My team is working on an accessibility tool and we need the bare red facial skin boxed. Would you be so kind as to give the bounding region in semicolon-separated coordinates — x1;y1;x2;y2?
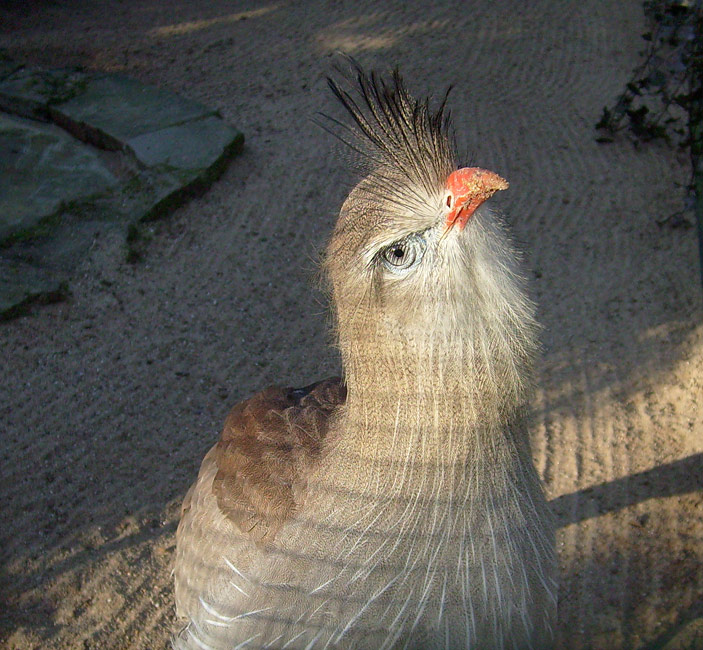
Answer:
445;167;509;231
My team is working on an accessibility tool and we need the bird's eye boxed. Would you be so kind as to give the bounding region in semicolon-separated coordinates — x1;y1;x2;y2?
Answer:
379;234;426;273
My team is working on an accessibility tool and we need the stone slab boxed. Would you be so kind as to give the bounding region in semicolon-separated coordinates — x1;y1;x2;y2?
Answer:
0;258;67;319
51;74;217;149
0;66;87;121
88;167;187;223
9;217;120;274
127;115;243;170
0;62;244;319
0;113;118;243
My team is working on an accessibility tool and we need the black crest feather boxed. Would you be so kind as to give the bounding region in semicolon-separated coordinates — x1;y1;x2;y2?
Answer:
322;61;457;205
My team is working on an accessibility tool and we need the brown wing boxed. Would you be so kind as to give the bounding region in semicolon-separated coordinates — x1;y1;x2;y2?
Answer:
212;377;346;544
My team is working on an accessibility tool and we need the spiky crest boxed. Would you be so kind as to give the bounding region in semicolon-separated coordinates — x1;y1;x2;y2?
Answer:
323;62;458;204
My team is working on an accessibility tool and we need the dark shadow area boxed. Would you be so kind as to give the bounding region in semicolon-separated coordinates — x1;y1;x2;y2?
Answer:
551;453;703;527
0;509;178;645
556;536;702;650
638;599;703;650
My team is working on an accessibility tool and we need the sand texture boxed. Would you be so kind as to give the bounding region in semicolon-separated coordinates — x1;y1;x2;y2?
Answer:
1;1;701;648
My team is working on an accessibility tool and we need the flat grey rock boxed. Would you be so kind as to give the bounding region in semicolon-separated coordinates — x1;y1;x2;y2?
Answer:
127;115;242;170
52;74;217;149
0;66;87;121
0;258;67;319
0;62;243;319
0;113;118;243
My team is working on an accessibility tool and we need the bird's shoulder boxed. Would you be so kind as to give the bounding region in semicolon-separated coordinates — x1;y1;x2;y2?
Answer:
211;377;346;544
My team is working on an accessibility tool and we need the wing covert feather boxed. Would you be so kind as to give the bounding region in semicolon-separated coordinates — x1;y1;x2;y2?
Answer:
212;377;346;543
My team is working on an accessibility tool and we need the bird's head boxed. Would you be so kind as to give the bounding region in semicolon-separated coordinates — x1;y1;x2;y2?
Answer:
322;65;536;409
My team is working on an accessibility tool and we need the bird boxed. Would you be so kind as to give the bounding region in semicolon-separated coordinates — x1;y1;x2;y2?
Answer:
172;65;557;650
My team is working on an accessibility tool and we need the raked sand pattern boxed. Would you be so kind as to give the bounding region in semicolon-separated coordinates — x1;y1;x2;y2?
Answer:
1;1;701;649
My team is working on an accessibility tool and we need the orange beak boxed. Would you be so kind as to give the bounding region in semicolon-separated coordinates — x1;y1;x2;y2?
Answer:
445;167;509;231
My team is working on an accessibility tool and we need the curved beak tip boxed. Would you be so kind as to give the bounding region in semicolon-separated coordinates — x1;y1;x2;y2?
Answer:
445;167;509;231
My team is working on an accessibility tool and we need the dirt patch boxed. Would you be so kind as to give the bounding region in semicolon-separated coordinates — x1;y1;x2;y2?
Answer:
0;1;701;648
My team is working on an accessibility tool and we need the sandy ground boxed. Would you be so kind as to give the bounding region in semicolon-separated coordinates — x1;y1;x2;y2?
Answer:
1;1;702;648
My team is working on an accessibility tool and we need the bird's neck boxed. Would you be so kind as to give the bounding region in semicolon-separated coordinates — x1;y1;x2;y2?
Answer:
320;328;535;498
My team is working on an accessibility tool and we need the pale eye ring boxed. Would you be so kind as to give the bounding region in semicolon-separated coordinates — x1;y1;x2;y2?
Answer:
379;233;426;273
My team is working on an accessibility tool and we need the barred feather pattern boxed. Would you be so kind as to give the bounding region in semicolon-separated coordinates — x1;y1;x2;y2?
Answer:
173;66;557;649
